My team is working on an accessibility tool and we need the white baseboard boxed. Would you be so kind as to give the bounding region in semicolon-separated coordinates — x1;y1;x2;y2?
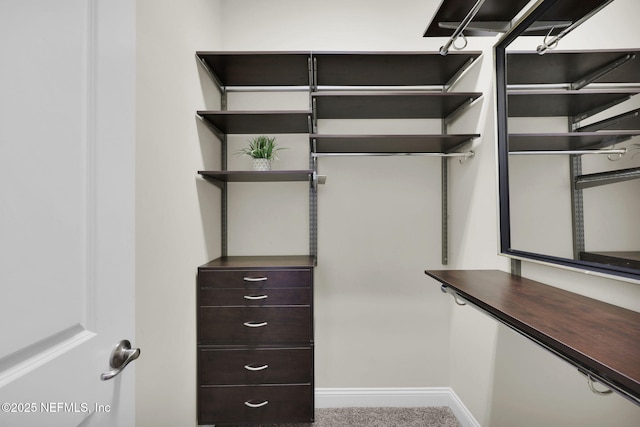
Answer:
315;387;480;427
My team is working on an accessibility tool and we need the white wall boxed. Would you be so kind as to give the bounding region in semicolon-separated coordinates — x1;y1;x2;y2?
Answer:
136;1;222;426
134;1;640;426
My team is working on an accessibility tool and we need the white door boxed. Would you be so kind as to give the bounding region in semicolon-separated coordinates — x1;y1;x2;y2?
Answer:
0;1;136;426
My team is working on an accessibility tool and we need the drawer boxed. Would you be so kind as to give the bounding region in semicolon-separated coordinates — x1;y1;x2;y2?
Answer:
198;384;313;425
199;287;311;306
198;269;312;289
198;347;312;385
199;307;312;344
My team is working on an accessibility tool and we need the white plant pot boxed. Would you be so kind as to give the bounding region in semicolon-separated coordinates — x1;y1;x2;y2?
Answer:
252;158;271;171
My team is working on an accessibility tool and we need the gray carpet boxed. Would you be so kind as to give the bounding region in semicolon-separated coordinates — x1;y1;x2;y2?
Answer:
228;406;462;426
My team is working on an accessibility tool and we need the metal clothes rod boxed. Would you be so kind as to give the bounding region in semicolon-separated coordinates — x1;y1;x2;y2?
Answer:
510;148;626;156
536;0;616;55
439;0;487;56
312;152;475;158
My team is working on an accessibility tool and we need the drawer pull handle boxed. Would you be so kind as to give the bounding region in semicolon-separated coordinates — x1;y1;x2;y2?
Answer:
244;400;269;408
243;276;268;282
244;364;269;371
244;294;268;300
243;321;268;328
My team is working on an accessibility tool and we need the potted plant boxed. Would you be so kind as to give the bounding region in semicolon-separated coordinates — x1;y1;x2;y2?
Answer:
237;135;285;171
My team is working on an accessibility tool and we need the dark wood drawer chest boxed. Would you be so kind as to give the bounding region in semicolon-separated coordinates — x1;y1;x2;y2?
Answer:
197;256;315;425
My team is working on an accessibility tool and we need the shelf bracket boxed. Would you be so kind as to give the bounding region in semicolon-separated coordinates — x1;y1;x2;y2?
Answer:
444;57;478;92
571;54;636;90
576;108;640;132
572;96;634;129
445;97;479;126
195;54;225;92
575;166;640;190
196;114;225;142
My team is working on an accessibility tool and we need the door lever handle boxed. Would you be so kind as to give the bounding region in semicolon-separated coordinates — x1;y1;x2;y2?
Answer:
100;339;140;381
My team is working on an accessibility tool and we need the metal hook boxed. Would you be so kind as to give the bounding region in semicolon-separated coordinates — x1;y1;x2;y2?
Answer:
537;27;559;55
587;375;613;396
453;33;468;51
607;147;626;161
452;294;467;306
441;285;467;306
459;150;474;164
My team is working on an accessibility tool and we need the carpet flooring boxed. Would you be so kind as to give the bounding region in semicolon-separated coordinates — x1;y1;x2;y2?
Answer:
226;406;462;427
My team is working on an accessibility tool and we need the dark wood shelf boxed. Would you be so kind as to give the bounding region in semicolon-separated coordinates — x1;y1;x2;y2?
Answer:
197;111;311;134
507;49;640;85
508;131;640;152
424;0;612;37
425;269;640;405
423;0;531;37
196;51;483;88
580;252;640;271
310;134;478;154
313;91;482;119
198;170;313;186
199;255;316;270
507;89;640;117
196;51;312;86
314;51;481;86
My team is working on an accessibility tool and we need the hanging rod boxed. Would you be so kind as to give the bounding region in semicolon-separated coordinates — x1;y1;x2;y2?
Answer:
536;0;616;55
312;151;474;158
439;0;487;56
510;148;626;156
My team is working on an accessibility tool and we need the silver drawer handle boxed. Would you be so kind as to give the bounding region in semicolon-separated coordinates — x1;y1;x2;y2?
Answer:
244;294;268;300
243;276;267;282
244;400;269;408
243;321;268;328
244;364;269;371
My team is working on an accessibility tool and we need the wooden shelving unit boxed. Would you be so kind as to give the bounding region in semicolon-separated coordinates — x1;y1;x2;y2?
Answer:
194;51;485;425
196;50;483;263
505;49;640;271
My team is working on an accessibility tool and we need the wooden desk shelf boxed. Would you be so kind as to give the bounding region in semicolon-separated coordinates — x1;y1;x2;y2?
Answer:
425;269;640;406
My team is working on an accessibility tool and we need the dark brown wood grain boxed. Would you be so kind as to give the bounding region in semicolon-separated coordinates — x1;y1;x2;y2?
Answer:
199;306;312;344
199;288;312;307
425;269;640;403
199;255;316;270
199;347;312;385
198;268;313;288
198;384;314;424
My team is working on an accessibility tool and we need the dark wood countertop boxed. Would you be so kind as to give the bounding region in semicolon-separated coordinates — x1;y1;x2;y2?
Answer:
425;269;640;405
